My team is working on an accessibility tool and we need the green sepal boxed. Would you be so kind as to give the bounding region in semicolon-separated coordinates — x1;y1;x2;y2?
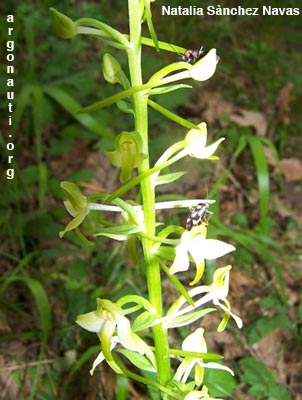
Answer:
59;181;90;238
59;213;87;238
60;181;88;216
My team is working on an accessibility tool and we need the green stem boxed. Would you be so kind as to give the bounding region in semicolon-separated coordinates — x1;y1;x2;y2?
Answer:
127;0;171;389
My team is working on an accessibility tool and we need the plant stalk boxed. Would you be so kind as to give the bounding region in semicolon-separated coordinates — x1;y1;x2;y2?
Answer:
127;0;171;388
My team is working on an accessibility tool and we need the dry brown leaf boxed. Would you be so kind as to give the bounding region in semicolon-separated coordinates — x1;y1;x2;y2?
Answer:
229;109;267;136
264;145;278;166
276;82;293;125
252;329;288;383
182;89;235;125
280;158;302;181
202;91;235;125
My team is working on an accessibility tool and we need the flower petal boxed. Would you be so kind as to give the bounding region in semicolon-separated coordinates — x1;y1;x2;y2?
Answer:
190;138;225;159
189;239;235;261
76;311;106;333
174;358;195;383
189;48;219;81
185;122;207;150
117;316;149;354
216;299;243;330
198;360;234;376
170;242;190;274
184;386;224;400
182;328;206;353
89;340;120;376
89;350;105;375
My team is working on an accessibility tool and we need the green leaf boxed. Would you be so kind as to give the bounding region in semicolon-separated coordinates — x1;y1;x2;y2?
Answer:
247;135;269;221
248;315;292;345
141;371;161;400
212;219;285;299
11;84;33;135
43;86;113;138
1;277;51;341
239;357;292;400
117;349;156;372
204;367;237;397
116;375;129;400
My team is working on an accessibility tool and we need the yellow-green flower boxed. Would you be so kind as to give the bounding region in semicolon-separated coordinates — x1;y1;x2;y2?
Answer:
184;385;223;400
184;122;225;160
174;328;233;386
163;266;243;331
105;131;145;182
170;224;235;284
50;8;77;39
188;48;219;81
76;298;155;374
208;266;243;331
59;181;89;238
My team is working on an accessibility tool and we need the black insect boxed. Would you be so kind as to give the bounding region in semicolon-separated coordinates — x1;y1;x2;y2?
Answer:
186;202;212;231
178;45;206;64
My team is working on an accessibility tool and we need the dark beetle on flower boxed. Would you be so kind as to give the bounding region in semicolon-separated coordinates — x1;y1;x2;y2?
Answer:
186;202;212;231
178;45;206;64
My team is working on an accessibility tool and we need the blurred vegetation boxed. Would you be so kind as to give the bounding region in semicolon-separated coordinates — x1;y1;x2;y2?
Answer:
0;0;301;399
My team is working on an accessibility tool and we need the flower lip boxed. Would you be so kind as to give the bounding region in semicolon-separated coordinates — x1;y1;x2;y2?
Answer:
170;228;236;282
184;122;225;160
189;48;219;81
